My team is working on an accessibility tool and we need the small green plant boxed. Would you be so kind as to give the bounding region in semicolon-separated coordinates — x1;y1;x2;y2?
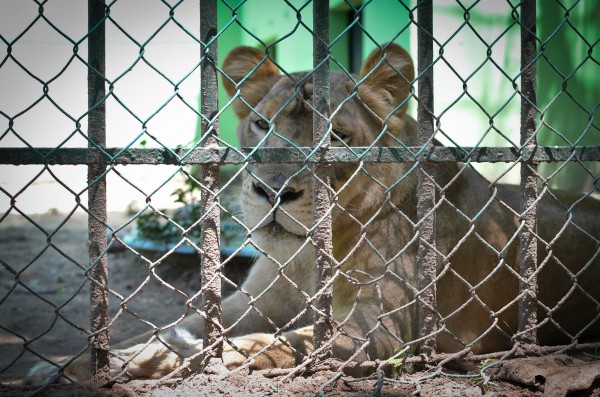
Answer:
134;173;244;248
387;356;406;374
386;349;416;375
386;327;416;375
387;354;416;375
136;208;193;244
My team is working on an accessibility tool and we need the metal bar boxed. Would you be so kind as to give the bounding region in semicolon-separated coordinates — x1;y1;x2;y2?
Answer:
516;0;538;345
199;0;222;362
347;8;363;74
261;340;600;378
416;0;438;356
4;146;600;165
311;0;333;360
87;0;109;382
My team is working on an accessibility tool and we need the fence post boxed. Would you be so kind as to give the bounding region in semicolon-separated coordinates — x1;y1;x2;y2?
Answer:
416;0;438;356
517;0;539;345
87;0;110;381
312;0;333;360
199;0;223;362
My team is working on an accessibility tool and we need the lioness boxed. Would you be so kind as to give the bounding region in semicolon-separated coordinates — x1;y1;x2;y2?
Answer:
28;43;599;383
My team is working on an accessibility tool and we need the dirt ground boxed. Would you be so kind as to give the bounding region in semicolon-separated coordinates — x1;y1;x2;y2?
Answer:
1;212;599;396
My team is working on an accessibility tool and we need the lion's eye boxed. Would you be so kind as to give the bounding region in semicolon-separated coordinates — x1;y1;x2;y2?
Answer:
253;119;269;131
331;130;351;145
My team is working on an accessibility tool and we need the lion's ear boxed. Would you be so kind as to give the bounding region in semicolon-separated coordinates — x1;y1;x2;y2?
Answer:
358;43;414;117
222;46;280;119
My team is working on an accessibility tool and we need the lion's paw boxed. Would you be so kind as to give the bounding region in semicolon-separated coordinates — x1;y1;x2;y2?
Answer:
25;361;70;385
25;351;130;384
111;330;204;379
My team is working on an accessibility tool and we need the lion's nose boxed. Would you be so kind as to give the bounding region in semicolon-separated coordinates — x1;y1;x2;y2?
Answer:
252;182;304;206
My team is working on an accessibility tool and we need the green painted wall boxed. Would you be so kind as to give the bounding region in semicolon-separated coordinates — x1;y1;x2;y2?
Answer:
537;0;600;191
216;3;244;147
236;0;315;71
362;0;411;57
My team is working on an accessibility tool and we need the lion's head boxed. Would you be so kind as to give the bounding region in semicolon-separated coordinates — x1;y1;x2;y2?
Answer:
222;44;416;249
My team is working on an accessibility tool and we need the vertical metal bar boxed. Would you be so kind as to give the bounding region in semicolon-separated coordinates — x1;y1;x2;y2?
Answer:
416;0;437;356
87;0;109;381
347;9;363;74
200;0;222;361
517;0;538;345
312;0;333;360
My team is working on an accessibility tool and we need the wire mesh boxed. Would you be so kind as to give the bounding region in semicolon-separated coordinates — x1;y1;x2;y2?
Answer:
0;0;599;395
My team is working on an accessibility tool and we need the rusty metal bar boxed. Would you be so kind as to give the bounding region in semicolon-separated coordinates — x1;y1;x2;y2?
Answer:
3;146;600;165
87;0;109;381
416;0;438;356
199;0;222;362
516;0;539;345
311;0;333;360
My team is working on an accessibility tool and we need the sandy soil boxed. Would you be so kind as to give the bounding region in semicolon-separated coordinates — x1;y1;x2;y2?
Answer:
0;212;598;396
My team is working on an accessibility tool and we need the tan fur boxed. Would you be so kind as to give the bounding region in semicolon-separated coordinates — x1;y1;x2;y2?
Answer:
27;44;600;383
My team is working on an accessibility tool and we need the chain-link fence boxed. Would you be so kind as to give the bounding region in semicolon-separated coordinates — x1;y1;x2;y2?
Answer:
1;0;599;395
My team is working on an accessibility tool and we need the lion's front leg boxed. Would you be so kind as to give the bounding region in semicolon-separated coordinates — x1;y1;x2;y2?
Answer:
109;328;205;379
222;325;314;370
112;324;315;377
111;324;315;377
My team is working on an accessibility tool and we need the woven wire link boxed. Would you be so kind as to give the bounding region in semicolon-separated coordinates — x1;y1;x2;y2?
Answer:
0;0;599;394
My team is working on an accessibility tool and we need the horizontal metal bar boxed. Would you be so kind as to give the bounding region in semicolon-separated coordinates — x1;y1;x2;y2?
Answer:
260;340;600;379
1;146;600;165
